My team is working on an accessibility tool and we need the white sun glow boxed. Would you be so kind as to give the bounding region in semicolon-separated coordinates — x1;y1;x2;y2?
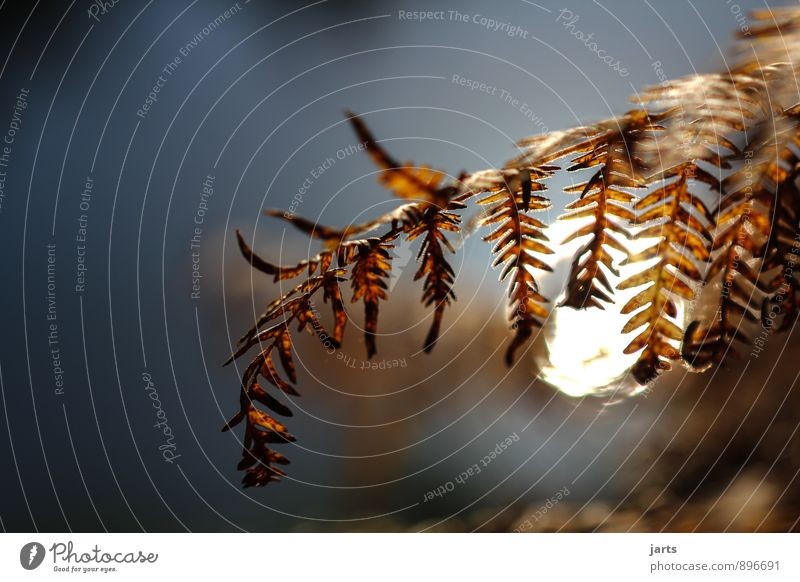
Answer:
534;219;688;399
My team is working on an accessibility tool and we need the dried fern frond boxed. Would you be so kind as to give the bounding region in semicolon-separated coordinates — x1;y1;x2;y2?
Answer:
613;83;745;383
630;76;776;374
682;111;800;369
224;5;800;490
405;202;464;352
511;122;607;168
346;111;460;209
533;110;666;309
350;235;396;358
261;112;464;249
223;269;344;487
342;113;471;352
618;162;715;384
225;113;473;485
476;167;556;364
746;6;800;37
760;169;800;331
235;228;332;282
735;7;800;75
637;74;766;125
745;111;800;331
264;203;427;244
734;8;800;110
634;74;765;170
232;233;340;350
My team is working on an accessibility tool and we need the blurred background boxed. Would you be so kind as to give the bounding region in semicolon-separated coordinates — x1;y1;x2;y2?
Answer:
0;0;798;532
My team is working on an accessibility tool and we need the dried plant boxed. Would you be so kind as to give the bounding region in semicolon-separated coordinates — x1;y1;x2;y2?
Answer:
223;6;800;488
510;110;669;310
472;167;555;364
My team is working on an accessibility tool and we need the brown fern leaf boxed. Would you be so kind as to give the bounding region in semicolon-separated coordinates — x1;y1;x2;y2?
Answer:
630;76;768;372
617;162;715;384
733;8;800;112
346;112;457;209
264;203;429;244
262;113;451;244
223;271;342;487
323;274;347;346
256;114;470;359
681;227;762;370
350;236;396;358
511;124;605;168
405;203;463;352
260;211;352;245
235;228;333;281
735;7;800;76
548;111;665;309
230;269;344;355
228;271;343;364
237;225;422;350
748;112;800;331
224;348;296;488
476;168;556;364
761;170;800;331
747;6;800;37
634;74;765;171
681;115;800;369
636;74;765;126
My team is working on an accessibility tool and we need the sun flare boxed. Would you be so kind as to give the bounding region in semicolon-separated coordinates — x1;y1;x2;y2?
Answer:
535;222;688;398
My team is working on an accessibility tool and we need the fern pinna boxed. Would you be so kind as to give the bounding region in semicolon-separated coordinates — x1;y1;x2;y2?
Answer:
225;115;470;487
510;111;668;310
225;5;800;487
472;167;555;365
620;162;715;384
